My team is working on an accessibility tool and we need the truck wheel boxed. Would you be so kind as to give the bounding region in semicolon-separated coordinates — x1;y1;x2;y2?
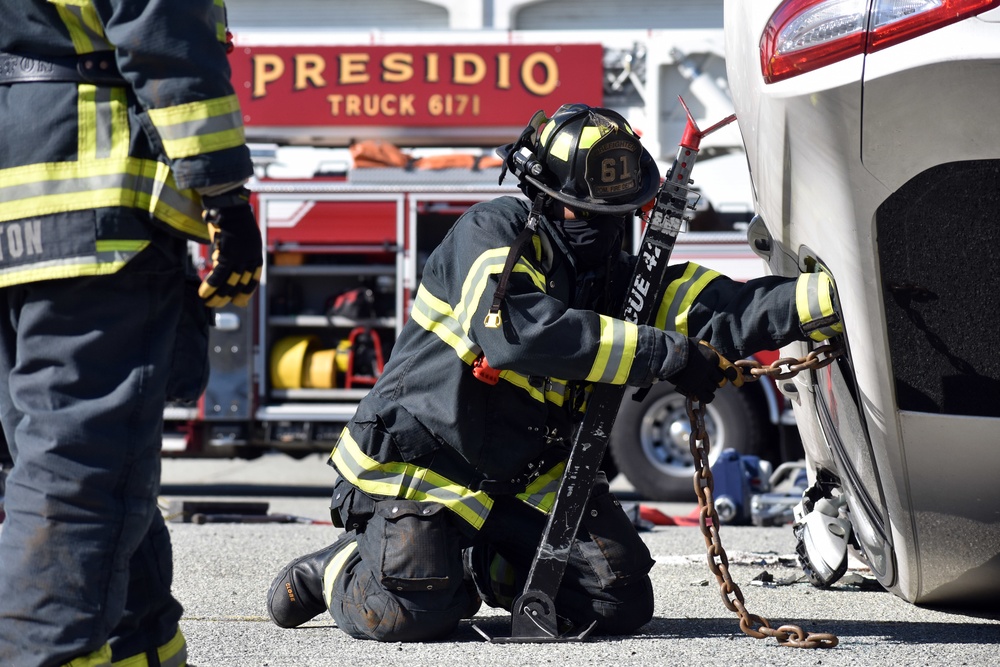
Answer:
610;383;766;501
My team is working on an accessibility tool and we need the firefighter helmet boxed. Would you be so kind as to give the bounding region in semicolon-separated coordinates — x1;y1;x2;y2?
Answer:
497;103;660;215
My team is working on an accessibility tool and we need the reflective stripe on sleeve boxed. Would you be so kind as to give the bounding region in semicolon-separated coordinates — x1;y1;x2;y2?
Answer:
330;428;494;531
796;272;843;341
584;315;638;384
656;263;721;334
146;95;247;159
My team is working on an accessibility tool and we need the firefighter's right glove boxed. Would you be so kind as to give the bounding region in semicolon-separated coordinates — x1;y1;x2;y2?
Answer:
198;187;263;308
665;339;743;404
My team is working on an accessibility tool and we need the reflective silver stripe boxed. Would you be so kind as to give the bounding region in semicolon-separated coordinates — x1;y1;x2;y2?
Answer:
796;272;842;341
153;109;244;145
331;428;494;530
146;96;247;159
657;263;720;334
0;240;147;289
515;461;566;514
412;283;564;404
94;85;114;159
53;1;114;53
158;628;188;667
410;284;480;364
584;314;637;384
454;246;546;333
0;158;205;239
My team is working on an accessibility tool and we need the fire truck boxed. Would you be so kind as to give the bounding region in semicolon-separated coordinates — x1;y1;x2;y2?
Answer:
162;28;801;500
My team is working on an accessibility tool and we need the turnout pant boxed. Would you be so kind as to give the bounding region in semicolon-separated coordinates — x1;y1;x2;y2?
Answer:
324;474;655;642
0;238;187;667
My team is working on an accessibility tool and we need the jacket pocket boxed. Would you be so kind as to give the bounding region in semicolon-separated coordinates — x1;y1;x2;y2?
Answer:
366;500;460;592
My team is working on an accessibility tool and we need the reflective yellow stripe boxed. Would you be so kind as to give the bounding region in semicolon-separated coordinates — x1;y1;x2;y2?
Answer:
78;84;98;158
0;240;148;289
584;314;638;384
547;124;628;161
540;117;635;162
412;285;575;405
108;87;130;159
111;628;186;667
796;272;843;341
657;263;721;334
331;428;494;531
455;246;546;333
64;643;112;667
544;377;570;405
495;368;545;402
323;539;359;608
515;461;566;514
52;0;112;54
75;84;128;161
0;158;206;239
410;284;479;364
213;0;228;43
147;95;246;160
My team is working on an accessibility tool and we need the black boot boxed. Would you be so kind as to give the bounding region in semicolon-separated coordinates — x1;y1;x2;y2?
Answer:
266;534;354;628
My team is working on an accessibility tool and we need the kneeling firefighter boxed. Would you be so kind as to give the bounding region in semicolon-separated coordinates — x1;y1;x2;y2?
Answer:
266;103;842;641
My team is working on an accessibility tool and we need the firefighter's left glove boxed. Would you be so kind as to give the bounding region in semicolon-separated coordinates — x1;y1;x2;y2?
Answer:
666;339;743;404
198;187;263;308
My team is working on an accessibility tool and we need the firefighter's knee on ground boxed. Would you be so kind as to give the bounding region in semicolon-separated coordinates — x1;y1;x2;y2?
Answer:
571;489;656;634
335;499;473;642
588;575;654;635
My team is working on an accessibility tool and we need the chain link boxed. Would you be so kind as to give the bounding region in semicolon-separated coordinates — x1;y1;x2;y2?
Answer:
733;343;844;382
686;342;844;649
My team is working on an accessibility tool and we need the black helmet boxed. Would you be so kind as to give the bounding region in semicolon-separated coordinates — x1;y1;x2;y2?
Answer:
497;103;660;215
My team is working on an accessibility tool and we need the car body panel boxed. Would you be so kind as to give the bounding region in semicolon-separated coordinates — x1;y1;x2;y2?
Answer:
724;0;1000;604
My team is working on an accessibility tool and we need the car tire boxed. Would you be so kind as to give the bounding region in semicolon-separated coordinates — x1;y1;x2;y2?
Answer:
610;383;768;501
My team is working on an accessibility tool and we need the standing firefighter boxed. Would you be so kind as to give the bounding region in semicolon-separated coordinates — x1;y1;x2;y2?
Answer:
266;103;841;641
0;2;262;666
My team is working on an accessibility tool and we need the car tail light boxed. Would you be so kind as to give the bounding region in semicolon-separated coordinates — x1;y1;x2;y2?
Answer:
761;0;1000;83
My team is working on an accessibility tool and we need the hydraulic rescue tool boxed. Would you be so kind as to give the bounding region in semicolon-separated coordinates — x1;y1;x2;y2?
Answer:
477;98;843;648
477;97;734;643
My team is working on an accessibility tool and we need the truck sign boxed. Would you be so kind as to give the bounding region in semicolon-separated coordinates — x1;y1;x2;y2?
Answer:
229;44;604;130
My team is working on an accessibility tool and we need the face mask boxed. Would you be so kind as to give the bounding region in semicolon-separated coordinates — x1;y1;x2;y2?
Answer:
554;214;626;270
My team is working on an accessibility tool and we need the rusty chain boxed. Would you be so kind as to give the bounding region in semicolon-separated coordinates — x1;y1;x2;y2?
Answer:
733;344;844;382
686;341;845;649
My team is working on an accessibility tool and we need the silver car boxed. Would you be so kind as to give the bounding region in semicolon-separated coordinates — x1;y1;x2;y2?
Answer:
724;0;1000;604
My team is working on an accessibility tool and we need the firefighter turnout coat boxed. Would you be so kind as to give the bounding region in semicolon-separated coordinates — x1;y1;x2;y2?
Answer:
0;0;253;288
330;195;839;535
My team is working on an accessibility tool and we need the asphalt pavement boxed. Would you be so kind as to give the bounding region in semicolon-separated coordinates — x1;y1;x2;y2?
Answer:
152;453;1000;666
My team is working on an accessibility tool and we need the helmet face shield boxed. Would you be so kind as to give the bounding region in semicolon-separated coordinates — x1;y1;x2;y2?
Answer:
497;103;660;215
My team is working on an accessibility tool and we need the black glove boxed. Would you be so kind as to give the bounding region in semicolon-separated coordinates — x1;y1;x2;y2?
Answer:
666;339;743;404
198;187;263;308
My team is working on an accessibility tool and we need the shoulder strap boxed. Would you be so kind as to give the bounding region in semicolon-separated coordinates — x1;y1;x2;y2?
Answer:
484;194;548;329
